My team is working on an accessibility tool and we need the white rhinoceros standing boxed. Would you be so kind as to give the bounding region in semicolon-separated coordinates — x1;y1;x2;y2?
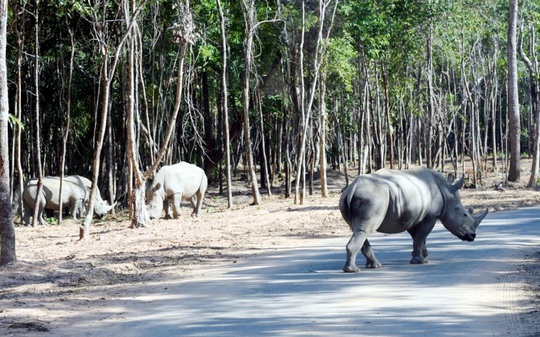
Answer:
339;167;488;273
146;162;208;220
14;175;114;225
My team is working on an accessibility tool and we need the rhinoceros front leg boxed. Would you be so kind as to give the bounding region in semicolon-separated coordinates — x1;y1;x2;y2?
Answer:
170;193;183;219
408;218;437;264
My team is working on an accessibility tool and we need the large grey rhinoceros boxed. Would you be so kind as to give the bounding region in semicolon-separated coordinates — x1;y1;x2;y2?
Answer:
15;175;114;225
339;167;488;273
146;161;208;220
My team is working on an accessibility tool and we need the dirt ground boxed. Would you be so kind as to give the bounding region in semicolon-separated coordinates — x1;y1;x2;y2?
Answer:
1;164;540;335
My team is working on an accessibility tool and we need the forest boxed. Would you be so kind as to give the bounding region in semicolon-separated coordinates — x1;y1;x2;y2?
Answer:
4;0;540;230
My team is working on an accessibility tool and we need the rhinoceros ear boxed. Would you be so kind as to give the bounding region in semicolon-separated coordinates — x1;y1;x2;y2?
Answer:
151;182;161;192
450;177;464;192
447;174;455;184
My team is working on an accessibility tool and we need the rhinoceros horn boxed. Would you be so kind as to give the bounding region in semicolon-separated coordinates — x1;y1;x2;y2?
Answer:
106;201;117;212
469;207;488;229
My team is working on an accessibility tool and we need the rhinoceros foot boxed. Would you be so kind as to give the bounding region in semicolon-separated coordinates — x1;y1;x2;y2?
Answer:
410;256;428;264
366;261;382;269
343;264;360;273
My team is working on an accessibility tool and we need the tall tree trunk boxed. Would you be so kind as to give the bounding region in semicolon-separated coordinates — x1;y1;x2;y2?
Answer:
520;23;540;187
217;0;233;208
507;0;521;182
294;0;338;204
32;1;43;227
0;0;16;265
58;22;75;225
82;0;149;237
382;67;393;169
240;0;261;205
256;89;272;196
14;6;25;221
319;71;328;196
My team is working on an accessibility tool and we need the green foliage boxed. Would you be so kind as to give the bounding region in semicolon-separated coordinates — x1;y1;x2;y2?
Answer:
8;114;23;129
326;34;357;92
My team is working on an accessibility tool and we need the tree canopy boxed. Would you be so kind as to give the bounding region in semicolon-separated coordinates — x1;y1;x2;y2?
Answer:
6;0;540;216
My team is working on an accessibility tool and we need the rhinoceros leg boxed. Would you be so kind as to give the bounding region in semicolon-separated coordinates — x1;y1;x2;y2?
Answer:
22;204;32;226
163;199;172;220
193;191;205;217
189;195;198;216
170;193;183;219
70;199;83;220
408;218;437;264
361;239;382;269
344;231;384;272
344;231;368;272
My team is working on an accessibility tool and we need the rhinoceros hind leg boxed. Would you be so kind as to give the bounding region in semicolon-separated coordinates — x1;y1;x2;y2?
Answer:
410;256;428;264
343;231;370;273
343;265;360;273
362;239;382;268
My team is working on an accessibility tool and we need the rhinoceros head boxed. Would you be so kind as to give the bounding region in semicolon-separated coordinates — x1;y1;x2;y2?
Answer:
439;175;488;242
146;182;164;220
94;200;115;217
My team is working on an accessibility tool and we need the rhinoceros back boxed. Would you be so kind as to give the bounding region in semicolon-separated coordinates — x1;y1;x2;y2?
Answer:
340;167;445;234
156;161;206;198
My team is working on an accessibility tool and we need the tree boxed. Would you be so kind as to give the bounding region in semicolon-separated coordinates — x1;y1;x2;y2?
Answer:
519;3;540;187
217;0;233;208
0;0;16;265
81;0;148;237
240;0;262;205
128;0;193;228
507;0;521;182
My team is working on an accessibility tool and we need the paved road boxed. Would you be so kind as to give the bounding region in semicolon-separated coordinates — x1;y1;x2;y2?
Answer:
79;208;539;336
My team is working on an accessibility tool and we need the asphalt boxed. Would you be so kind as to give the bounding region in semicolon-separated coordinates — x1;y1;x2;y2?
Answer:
61;207;540;336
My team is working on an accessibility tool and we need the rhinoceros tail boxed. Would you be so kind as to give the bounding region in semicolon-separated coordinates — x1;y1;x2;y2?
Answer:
339;182;357;225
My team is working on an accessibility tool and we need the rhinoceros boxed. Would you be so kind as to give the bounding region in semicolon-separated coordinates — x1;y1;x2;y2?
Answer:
146;162;208;220
339;167;488;273
15;175;114;225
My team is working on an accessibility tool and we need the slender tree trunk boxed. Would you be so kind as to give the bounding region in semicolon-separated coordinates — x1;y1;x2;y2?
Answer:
256;89;272;196
507;0;521;182
32;1;43;227
82;0;149;235
319;72;328;196
240;0;261;205
0;0;16;265
294;0;338;204
58;23;75;225
217;0;233;208
14;10;24;220
520;24;540;187
382;67;393;169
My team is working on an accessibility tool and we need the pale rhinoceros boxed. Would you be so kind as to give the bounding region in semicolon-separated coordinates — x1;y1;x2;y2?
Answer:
146;162;208;220
14;175;114;225
339;167;488;273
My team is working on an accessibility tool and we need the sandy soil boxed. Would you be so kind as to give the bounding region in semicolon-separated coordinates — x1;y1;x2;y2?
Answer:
1;165;539;335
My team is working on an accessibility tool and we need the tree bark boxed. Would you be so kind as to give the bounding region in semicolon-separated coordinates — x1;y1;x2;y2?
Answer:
0;0;16;265
58;21;75;225
520;23;540;187
240;0;261;205
507;0;521;182
32;0;44;227
217;0;233;208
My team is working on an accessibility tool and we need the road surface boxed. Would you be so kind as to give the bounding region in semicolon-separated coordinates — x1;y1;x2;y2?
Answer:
60;207;540;336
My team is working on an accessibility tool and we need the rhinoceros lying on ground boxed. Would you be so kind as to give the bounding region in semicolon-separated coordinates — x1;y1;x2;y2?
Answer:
146;162;208;220
339;167;488;273
14;175;114;225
